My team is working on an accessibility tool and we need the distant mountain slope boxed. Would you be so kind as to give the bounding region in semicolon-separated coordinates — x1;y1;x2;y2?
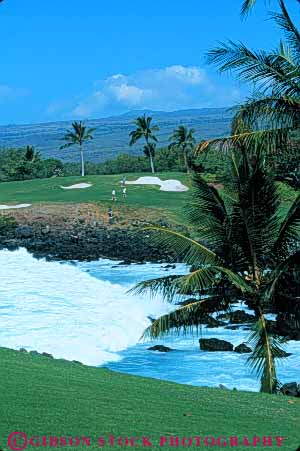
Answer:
0;108;233;163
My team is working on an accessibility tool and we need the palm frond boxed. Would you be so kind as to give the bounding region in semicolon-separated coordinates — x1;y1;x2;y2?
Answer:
241;0;258;16
129;115;159;146
132;264;252;311
185;173;228;249
273;194;300;258
270;0;300;59
232;96;300;132
265;251;300;304
231;157;281;271
59;142;75;150
248;312;284;393
142;297;229;339
197;128;289;156
61;121;95;148
130;274;184;303
140;225;220;267
207;40;300;97
129;130;143;146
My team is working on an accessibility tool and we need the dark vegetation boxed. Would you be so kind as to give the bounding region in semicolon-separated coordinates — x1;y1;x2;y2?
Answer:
0;146;63;182
0;141;298;188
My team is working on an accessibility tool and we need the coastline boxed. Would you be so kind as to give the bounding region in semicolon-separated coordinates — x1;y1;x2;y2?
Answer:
0;203;182;263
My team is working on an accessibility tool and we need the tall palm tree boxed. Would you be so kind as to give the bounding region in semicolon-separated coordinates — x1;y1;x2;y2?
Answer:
24;145;40;162
169;126;196;173
143;142;157;166
132;150;300;394
60;121;95;177
201;0;300;156
129;114;159;173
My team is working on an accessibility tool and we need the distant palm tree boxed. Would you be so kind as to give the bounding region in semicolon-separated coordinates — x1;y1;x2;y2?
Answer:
169;126;196;173
60;121;95;177
24;145;40;162
143;142;157;167
129;114;159;173
133;150;300;394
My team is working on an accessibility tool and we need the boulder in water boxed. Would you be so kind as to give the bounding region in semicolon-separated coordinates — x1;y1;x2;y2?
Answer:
199;338;234;352
234;343;252;354
229;310;256;324
205;316;226;328
148;345;174;352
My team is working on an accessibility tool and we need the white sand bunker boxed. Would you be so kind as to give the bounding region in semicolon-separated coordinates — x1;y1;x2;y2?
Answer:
0;204;31;210
61;183;92;190
126;176;188;192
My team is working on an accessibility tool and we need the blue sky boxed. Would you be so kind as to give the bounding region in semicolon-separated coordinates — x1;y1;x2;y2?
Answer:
0;0;297;124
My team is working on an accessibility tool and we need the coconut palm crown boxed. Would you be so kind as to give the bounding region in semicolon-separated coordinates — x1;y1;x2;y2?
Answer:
129;114;159;173
60;121;96;177
200;0;300;157
132;150;300;394
169;126;196;173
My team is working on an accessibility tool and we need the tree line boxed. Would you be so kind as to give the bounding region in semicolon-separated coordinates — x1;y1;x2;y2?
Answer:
59;118;197;177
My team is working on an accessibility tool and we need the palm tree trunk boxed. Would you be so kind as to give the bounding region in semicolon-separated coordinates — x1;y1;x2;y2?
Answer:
146;136;155;173
80;145;85;177
183;146;189;173
149;154;155;174
258;308;276;394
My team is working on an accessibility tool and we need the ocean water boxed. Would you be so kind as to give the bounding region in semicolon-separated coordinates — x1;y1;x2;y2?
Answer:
0;247;299;392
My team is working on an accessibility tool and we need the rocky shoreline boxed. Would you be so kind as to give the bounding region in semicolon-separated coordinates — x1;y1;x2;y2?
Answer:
0;204;299;343
0;223;175;262
0;203;180;263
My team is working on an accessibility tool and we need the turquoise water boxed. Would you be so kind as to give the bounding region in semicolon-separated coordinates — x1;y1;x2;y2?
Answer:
0;248;299;392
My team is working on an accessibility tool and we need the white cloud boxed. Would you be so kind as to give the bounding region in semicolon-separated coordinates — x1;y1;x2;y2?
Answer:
46;65;243;119
162;65;206;85
109;83;152;105
71;91;108;117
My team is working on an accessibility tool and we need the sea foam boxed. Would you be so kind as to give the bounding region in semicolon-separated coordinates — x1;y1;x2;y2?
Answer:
0;248;170;365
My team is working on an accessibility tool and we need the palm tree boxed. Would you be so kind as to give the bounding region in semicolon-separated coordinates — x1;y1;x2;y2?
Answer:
169;126;196;173
143;142;157;167
132;150;300;394
201;0;300;157
60;121;95;177
24;145;40;162
129;114;159;173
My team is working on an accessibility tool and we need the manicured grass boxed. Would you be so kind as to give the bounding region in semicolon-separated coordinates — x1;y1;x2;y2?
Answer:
0;172;298;225
0;347;299;450
0;173;190;221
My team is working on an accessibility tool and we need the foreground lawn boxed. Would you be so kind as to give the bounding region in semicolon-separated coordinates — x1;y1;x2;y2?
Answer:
0;347;299;450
